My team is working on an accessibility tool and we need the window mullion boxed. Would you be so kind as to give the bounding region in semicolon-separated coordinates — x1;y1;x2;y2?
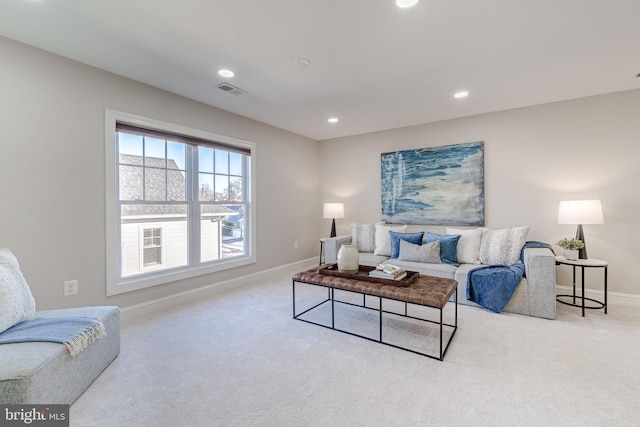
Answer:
164;141;169;201
142;136;147;201
188;144;201;266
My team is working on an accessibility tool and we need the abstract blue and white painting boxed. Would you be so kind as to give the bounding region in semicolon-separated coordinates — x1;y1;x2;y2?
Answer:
381;142;484;226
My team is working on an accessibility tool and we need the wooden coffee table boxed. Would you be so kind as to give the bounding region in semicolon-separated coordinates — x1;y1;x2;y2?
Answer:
292;265;458;361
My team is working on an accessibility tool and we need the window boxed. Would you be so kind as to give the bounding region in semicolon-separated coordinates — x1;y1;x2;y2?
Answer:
106;110;255;295
142;227;162;268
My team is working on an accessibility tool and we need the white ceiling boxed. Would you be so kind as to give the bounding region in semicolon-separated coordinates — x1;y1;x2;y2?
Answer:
1;0;639;141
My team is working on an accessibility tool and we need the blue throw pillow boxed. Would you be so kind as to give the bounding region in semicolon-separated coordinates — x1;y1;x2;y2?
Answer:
389;231;424;259
426;232;461;266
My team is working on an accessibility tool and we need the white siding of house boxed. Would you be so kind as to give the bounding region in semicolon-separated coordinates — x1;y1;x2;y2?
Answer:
121;218;221;277
121;220;188;277
201;219;221;262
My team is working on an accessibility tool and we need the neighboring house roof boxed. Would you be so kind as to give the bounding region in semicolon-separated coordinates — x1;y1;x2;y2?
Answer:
223;205;244;224
119;154;238;218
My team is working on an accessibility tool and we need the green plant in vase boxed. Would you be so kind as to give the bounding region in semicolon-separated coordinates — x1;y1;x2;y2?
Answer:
557;238;585;260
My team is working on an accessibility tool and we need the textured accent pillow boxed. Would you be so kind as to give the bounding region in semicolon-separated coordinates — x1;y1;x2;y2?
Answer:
389;231;425;259
446;227;484;264
398;240;441;263
426;232;461;266
0;249;36;334
350;223;377;253
479;226;530;266
374;223;407;256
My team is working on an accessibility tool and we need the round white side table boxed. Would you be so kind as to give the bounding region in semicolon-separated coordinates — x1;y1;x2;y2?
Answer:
555;256;608;317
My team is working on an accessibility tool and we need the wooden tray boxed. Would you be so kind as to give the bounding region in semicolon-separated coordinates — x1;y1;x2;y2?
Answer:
319;264;418;287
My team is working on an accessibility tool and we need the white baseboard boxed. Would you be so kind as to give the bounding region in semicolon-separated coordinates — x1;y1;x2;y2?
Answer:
556;285;640;308
121;257;318;324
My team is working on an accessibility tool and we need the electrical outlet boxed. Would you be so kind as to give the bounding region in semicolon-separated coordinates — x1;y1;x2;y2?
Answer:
64;280;78;296
293;241;299;249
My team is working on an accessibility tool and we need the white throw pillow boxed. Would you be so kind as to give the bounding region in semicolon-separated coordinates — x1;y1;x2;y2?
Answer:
374;223;407;256
398;240;441;263
0;249;36;334
350;223;378;253
479;226;530;266
446;227;484;264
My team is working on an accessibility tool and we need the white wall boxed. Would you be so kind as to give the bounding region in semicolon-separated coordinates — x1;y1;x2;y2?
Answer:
0;36;320;310
319;89;640;296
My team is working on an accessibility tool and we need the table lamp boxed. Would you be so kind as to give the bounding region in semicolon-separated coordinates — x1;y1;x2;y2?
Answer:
558;200;604;259
323;203;344;238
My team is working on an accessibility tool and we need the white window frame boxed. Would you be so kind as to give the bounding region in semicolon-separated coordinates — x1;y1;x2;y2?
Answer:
105;109;256;296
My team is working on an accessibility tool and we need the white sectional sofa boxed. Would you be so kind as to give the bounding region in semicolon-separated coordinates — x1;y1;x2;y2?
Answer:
324;223;557;320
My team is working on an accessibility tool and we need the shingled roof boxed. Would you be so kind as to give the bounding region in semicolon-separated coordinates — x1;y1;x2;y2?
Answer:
119;154;237;218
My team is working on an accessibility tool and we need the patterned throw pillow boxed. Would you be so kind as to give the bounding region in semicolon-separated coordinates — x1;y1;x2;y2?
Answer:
398;240;441;263
426;232;461;266
479;226;530;266
350;223;377;253
389;231;425;259
374;223;408;256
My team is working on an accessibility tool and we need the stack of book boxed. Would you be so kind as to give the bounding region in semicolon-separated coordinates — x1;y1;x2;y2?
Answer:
369;265;407;281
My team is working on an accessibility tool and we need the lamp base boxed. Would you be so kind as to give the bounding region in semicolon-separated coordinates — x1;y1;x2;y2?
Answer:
575;224;588;259
330;218;337;238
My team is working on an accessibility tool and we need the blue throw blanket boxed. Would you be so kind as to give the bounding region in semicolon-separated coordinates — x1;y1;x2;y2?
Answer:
467;263;525;313
520;241;555;276
467;241;554;313
0;317;105;356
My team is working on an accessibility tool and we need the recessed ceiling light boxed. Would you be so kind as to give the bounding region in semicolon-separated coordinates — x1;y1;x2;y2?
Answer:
218;69;234;78
454;91;469;99
396;0;420;8
328;118;339;123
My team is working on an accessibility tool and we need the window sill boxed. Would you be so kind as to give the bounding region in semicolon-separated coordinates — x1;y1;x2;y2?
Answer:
107;255;256;296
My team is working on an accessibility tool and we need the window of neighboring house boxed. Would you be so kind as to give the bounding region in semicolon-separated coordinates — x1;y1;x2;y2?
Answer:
142;227;162;268
105;110;256;295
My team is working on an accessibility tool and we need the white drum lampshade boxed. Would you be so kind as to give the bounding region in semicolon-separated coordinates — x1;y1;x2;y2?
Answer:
558;200;604;259
323;203;344;238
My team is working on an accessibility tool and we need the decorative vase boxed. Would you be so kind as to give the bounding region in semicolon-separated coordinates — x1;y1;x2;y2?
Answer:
337;244;359;273
564;249;579;260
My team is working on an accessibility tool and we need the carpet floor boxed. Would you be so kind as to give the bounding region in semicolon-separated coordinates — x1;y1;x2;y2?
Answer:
70;274;640;426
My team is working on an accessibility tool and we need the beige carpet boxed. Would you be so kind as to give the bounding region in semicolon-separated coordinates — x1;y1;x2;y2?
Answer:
71;274;640;426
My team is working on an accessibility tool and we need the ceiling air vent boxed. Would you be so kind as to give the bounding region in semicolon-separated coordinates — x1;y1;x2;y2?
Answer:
215;82;246;96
